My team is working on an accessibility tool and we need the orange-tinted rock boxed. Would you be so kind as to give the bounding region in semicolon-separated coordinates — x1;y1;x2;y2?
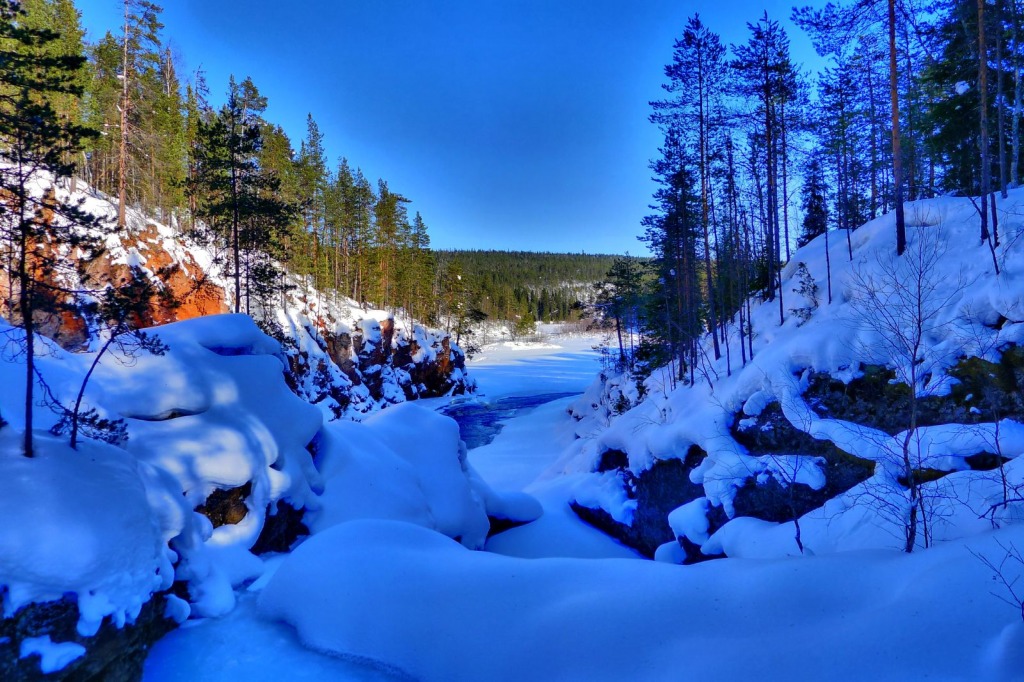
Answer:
379;318;394;361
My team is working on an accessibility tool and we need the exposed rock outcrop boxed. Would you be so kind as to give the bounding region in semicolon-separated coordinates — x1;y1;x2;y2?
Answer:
0;592;177;682
574;345;1024;563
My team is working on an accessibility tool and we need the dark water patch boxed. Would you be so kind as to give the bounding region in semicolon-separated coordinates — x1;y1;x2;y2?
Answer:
442;392;577;449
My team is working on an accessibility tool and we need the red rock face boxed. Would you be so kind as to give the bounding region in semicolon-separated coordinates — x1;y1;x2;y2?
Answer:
379;318;394;361
84;224;229;328
0;188;95;348
1;214;230;349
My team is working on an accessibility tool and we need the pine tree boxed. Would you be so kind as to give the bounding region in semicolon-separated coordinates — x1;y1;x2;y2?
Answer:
189;76;291;315
348;168;375;303
257;121;303;286
371;179;410;308
82;31;121;189
401;211;434;321
148;45;185;219
13;0;87;180
794;0;912;255
732;13;798;321
0;0;103;456
295;114;328;288
651;14;727;360
183;69;210;231
115;0;162;228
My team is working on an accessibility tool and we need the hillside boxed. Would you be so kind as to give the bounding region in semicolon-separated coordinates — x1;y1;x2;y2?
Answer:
1;173;475;417
566;192;1024;561
439;249;636;322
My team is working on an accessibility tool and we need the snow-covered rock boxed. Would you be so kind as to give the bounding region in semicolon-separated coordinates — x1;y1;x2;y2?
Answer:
0;169;475;422
0;303;490;677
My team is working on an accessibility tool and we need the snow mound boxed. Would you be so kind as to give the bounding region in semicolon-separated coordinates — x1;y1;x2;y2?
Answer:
0;314;325;626
260;519;1024;681
0;434;184;636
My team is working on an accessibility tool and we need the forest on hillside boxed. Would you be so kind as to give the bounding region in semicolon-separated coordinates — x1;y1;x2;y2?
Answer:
438;250;628;324
2;0;507;332
609;1;1013;387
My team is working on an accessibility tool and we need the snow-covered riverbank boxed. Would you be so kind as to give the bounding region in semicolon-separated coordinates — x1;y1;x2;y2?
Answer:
149;326;1024;680
143;332;612;681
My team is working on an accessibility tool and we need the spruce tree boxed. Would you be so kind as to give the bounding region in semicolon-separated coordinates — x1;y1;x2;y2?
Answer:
651;14;727;360
798;153;829;248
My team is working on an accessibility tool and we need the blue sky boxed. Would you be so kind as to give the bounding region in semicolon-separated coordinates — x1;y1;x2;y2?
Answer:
77;0;823;255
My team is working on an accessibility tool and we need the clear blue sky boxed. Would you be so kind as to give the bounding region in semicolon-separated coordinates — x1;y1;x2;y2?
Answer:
77;0;823;255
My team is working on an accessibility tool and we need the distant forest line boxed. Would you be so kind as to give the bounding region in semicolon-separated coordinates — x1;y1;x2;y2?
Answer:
436;250;641;324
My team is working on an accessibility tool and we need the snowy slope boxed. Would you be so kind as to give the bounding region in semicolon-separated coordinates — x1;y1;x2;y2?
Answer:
2;169;474;419
565;191;1024;558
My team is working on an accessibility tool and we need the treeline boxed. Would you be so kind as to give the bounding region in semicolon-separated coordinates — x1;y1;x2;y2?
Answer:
437;250;625;324
618;1;1010;387
24;0;440;321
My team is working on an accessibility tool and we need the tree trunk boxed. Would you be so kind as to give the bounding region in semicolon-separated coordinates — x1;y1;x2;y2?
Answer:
867;57;879;217
781;99;791;261
697;50;721;360
118;1;131;229
18;178;34;458
980;0;992;243
824;224;833;305
1013;0;1022;187
230;112;241;314
889;0;907;255
998;0;1009;197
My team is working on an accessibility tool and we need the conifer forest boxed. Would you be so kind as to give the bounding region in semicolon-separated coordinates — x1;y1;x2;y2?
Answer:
6;0;1016;375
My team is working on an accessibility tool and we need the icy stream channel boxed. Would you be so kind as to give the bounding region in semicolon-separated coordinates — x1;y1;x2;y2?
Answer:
441;392;577;449
144;335;608;681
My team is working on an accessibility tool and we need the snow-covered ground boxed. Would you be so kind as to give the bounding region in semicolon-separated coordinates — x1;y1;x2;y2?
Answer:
226;196;1024;679
151;328;1024;682
142;331;614;681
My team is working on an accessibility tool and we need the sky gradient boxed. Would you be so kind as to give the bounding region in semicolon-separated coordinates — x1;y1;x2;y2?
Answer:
77;0;822;255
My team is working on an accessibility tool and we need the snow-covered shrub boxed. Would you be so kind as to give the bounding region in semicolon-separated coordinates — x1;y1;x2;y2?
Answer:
788;262;819;325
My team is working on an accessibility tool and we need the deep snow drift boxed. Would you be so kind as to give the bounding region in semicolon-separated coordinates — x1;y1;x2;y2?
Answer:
0;313;505;678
